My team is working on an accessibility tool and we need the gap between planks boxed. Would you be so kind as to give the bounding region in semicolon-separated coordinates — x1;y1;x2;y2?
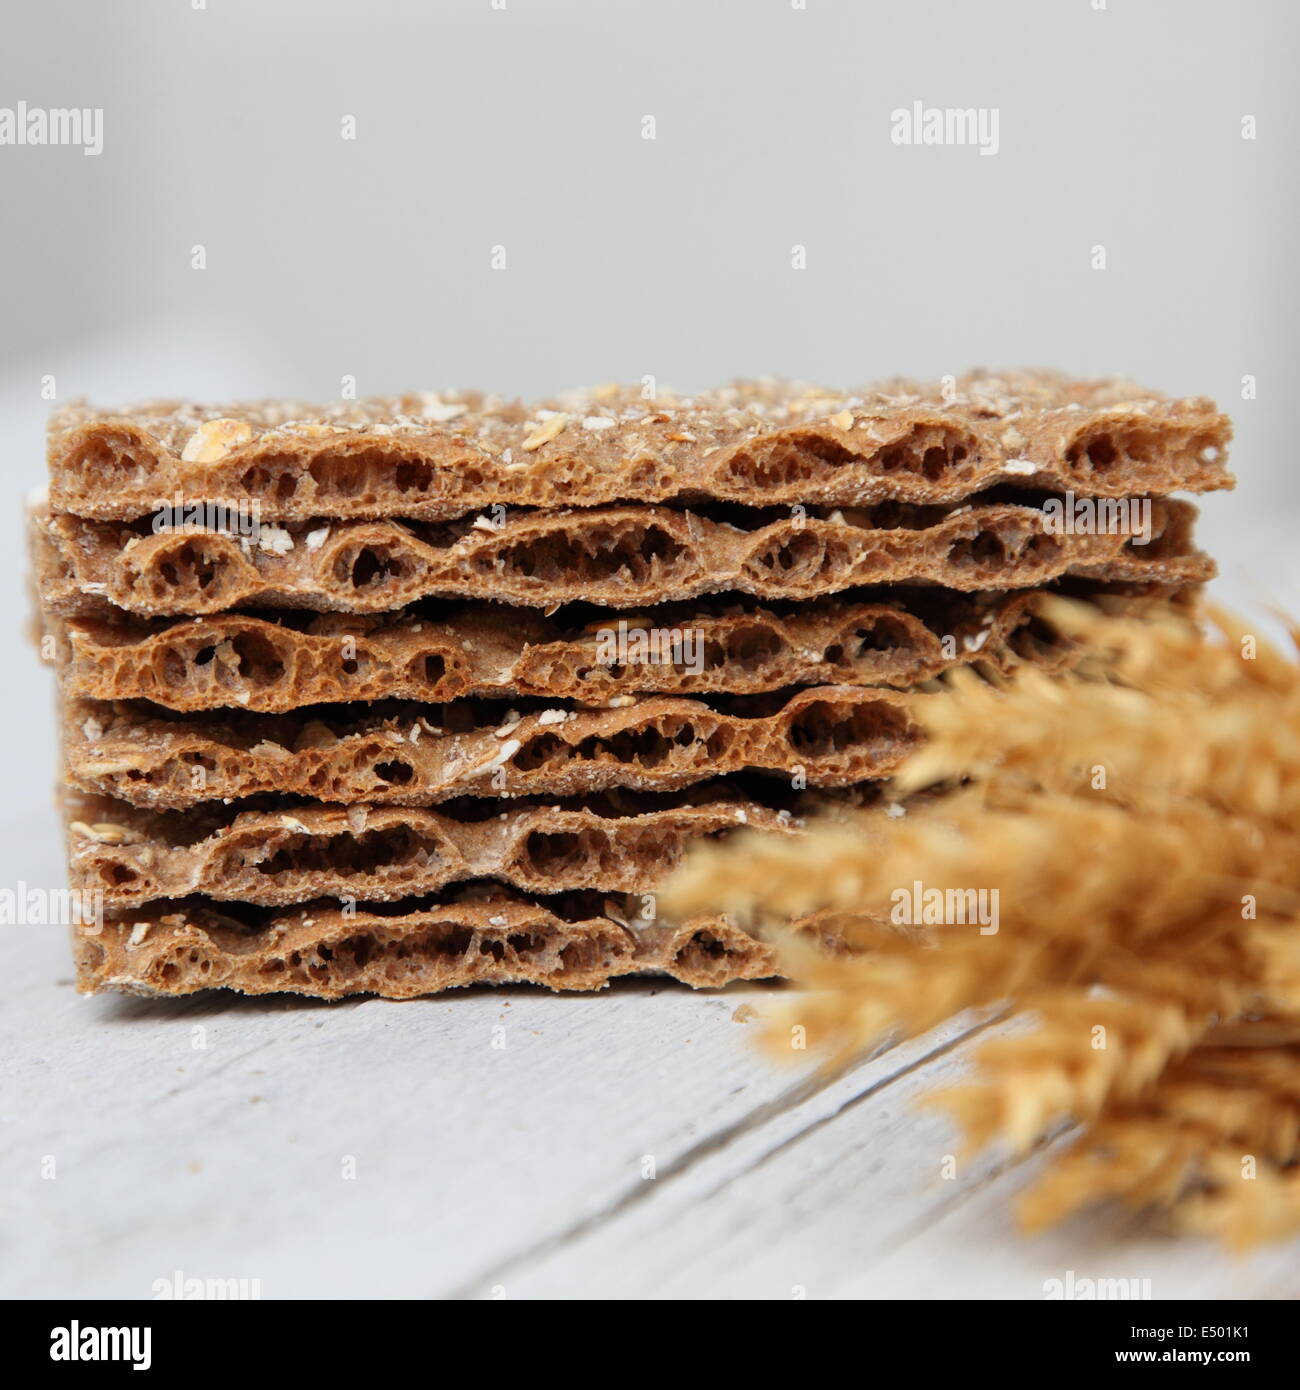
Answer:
445;1007;1007;1299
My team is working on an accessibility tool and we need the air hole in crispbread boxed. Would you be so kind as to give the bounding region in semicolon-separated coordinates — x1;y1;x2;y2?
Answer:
719;434;860;489
785;699;912;761
487;523;686;586
153;538;221;594
1064;426;1185;479
754;529;825;574
394;460;434;494
1009;612;1068;660
1086;436;1118;470
239;462;301;500
512;720;714;775
558;936;615;973
671;929;752;980
920;446;949;479
339;545;409;590
374;760;414;785
230;631;286;685
519;829;612;878
873;428;975;480
849;615;912;656
507;932;545;958
946;531;1006;569
409;652;446;687
74;432;142;485
161;645;188;683
251;825;435;879
719;625;784;670
306;449;396;499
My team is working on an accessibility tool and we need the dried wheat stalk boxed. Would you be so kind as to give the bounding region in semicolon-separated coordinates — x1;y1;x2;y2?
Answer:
660;598;1300;1244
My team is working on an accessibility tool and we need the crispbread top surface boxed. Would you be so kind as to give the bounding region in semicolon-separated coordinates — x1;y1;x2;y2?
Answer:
51;370;1205;453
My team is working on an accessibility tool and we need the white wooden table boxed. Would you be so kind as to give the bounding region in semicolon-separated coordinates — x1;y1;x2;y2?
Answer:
5;877;1299;1300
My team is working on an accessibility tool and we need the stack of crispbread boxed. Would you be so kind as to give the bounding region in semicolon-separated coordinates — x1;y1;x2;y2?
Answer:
30;372;1232;998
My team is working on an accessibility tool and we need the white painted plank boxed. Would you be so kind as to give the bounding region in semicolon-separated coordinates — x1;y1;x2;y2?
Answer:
490;1016;1018;1298
504;1020;1300;1300
449;1010;1004;1299
9;892;1298;1299
835;1149;1300;1301
4;913;954;1299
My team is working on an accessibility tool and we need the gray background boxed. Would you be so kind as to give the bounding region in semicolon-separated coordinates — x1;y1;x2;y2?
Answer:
3;0;1295;452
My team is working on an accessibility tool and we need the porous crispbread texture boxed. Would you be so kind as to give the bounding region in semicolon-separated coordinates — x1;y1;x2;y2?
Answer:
32;497;1210;617
64;686;923;809
68;779;940;999
51;582;1169;713
71;888;845;997
47;372;1232;522
64;788;799;909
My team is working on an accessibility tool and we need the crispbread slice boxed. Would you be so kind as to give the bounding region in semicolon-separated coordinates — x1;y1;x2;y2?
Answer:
63;686;924;810
32;496;1210;616
48;372;1231;523
49;583;1171;713
63;787;802;909
71;888;844;997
